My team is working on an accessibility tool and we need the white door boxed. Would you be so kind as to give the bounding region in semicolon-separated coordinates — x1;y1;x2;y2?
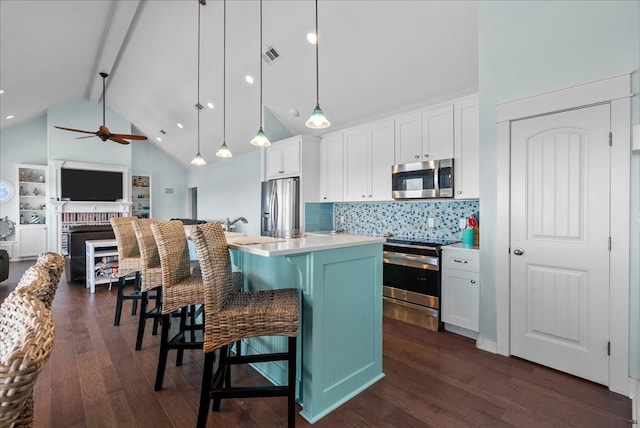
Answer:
510;103;610;385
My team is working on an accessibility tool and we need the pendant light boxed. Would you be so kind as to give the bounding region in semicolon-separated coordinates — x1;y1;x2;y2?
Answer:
191;0;206;166
305;0;330;129
216;0;233;158
250;0;270;147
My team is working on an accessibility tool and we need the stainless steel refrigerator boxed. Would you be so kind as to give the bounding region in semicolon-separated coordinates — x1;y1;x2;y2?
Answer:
261;177;300;237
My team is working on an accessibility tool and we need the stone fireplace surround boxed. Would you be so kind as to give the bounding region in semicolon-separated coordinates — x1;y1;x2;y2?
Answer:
50;160;131;254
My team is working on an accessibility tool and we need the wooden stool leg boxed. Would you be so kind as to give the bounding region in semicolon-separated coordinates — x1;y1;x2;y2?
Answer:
197;351;216;428
130;272;141;315
212;345;229;412
154;313;171;391
288;336;297;428
135;291;149;350
176;307;187;366
113;276;126;326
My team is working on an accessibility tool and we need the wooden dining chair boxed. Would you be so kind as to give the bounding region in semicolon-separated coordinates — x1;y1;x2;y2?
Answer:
109;217;143;326
0;289;55;428
190;222;299;428
131;218;163;350
150;220;205;390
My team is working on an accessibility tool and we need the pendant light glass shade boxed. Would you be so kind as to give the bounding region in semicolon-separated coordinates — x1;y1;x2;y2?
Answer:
306;0;330;130
216;141;232;158
250;0;270;147
250;127;270;147
305;103;330;129
191;0;206;166
216;0;233;158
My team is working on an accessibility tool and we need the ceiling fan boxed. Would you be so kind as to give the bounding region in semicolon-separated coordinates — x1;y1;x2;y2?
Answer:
54;72;148;145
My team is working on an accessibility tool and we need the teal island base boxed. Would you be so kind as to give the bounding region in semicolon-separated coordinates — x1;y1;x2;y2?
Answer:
231;241;384;423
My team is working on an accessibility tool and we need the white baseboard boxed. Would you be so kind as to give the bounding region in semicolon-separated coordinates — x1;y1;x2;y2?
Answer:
476;335;497;354
632;378;639;425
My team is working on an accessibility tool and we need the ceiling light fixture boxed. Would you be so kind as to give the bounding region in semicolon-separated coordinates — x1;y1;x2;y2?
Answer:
245;75;255;84
207;102;214;109
6;115;15;120
177;123;184;129
305;0;330;129
306;32;317;44
250;0;270;147
216;0;232;158
191;0;207;166
156;136;162;142
0;89;4;95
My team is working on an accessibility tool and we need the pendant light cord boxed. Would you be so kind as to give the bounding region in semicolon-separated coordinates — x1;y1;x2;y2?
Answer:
197;0;201;152
223;0;226;143
259;0;263;127
315;0;319;105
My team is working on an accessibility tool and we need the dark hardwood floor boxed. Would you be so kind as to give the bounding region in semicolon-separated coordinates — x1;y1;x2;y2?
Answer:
1;260;632;427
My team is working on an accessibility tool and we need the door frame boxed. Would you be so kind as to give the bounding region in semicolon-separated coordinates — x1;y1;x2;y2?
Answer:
494;73;631;394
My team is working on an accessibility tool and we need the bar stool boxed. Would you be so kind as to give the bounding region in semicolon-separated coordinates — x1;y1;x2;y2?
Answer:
110;217;143;326
131;219;163;351
190;222;299;428
151;220;205;390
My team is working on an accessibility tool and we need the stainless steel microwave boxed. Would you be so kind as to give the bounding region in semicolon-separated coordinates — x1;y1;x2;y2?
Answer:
391;159;454;199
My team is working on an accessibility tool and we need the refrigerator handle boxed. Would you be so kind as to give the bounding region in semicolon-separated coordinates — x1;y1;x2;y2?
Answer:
270;182;278;235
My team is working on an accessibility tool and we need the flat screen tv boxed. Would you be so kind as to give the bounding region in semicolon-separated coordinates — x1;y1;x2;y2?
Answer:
61;168;123;202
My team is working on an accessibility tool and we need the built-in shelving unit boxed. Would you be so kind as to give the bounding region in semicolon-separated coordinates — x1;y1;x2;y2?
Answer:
17;164;47;226
131;174;151;218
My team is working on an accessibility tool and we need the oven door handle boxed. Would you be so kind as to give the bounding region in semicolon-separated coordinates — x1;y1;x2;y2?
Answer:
383;251;439;270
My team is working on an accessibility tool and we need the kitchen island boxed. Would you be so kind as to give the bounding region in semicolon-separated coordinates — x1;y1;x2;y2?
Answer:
226;233;385;424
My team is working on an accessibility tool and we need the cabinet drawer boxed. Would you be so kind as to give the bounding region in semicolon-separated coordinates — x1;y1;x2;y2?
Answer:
442;249;479;272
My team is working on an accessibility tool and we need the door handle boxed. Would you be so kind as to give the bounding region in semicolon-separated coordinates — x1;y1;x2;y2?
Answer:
513;248;524;256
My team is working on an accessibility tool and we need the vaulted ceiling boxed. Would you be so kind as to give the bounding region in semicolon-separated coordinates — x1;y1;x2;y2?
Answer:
0;0;478;167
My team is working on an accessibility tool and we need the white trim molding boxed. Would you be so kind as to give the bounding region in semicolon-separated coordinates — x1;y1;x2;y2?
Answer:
495;73;631;395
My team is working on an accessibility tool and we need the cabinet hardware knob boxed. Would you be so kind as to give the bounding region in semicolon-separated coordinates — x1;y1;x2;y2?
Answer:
278;170;284;174
368;195;372;198
323;197;327;200
457;190;462;194
513;248;524;256
453;259;468;263
361;195;365;198
470;280;476;284
424;154;429;158
414;155;419;159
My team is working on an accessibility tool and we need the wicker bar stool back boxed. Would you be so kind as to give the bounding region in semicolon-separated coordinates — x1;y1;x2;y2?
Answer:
151;220;205;390
15;264;57;310
0;290;55;428
109;217;143;326
35;252;65;288
131;218;163;350
190;222;299;428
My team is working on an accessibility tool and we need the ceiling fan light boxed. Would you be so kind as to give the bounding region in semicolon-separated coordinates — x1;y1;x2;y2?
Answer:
191;151;207;165
305;104;330;129
250;127;271;147
216;141;233;158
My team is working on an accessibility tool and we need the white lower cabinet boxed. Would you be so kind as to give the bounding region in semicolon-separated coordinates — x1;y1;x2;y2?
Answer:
16;225;48;258
441;245;479;335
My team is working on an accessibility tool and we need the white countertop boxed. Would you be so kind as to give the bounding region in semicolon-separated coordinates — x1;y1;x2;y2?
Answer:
444;242;479;251
226;233;386;257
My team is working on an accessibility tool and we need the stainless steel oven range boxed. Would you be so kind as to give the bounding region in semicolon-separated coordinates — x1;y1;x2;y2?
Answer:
383;238;458;331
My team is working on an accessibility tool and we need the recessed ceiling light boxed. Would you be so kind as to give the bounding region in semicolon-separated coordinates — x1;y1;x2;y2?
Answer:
207;102;214;109
177;123;184;129
5;115;14;120
307;32;317;44
156;137;162;142
0;89;4;95
289;108;299;117
245;75;255;84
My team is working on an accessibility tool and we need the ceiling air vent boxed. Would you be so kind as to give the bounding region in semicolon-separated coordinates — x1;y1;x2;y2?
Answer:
263;45;281;64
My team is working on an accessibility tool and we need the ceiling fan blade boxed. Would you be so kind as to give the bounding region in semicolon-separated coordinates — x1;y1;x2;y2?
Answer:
54;125;97;135
110;133;148;141
109;136;131;145
75;135;98;140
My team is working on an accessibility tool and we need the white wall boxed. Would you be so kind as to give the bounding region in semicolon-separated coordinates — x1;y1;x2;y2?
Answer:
478;0;639;375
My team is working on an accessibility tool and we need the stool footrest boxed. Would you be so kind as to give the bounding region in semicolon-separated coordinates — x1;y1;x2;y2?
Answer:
211;385;289;400
227;352;289;365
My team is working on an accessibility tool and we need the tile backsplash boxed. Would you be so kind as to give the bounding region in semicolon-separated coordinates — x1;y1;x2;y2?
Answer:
306;200;480;242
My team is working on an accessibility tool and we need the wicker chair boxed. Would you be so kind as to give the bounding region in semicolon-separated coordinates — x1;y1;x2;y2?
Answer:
150;220;205;390
131;218;163;350
35;252;65;288
190;222;299;428
15;264;58;310
0;290;55;428
109;217;143;326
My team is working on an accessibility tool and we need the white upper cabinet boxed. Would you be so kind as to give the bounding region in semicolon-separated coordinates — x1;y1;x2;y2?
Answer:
394;105;454;164
319;133;344;202
266;137;301;179
344;120;394;202
453;95;479;199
